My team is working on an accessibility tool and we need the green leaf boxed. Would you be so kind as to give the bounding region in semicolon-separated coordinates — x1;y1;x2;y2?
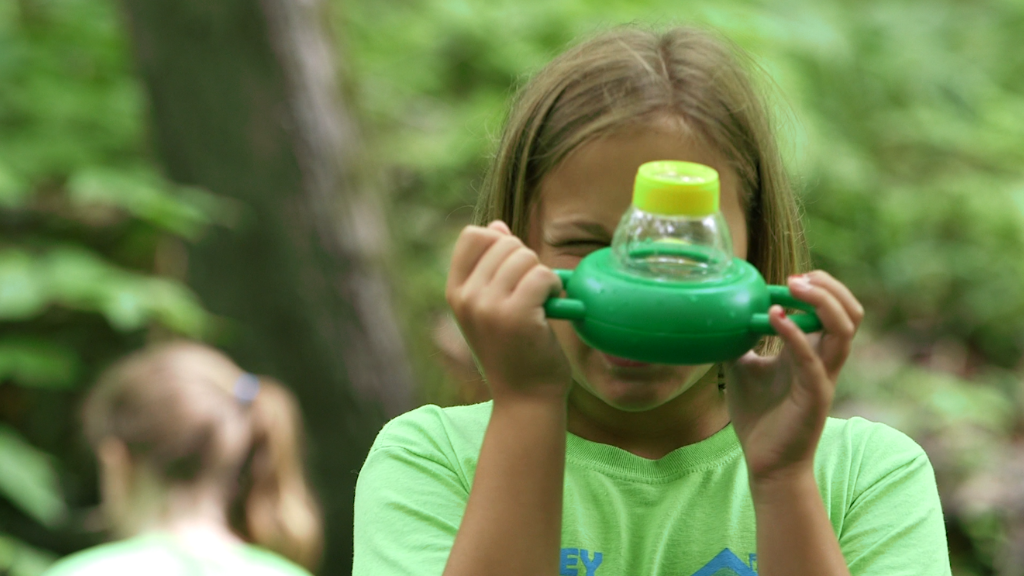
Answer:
41;247;209;336
0;251;48;320
144;278;209;336
1012;184;1024;221
0;162;30;208
0;246;210;336
0;426;66;527
0;339;79;389
40;246;119;310
101;282;147;332
0;534;57;576
66;167;231;239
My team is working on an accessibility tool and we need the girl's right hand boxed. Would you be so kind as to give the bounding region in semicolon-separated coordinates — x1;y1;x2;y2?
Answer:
446;220;572;401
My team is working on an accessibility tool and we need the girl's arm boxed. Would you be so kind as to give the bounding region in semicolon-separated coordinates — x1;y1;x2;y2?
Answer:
444;396;566;576
751;467;851;575
442;221;571;576
728;271;864;576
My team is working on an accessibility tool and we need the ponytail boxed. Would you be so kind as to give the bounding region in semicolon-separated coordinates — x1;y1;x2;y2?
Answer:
233;378;323;571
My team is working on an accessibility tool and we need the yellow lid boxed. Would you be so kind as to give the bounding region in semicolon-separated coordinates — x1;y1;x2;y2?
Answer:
633;160;720;216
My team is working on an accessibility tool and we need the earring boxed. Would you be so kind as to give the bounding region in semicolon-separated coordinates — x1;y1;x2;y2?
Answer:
717;364;726;392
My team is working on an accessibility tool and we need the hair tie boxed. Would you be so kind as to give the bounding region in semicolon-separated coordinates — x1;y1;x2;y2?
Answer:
233;373;260;406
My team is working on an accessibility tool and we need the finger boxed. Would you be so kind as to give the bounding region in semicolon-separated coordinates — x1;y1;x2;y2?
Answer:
788;275;854;337
787;276;855;375
488;220;512;235
720;355;762;400
727;351;772;377
492;247;542;294
510;263;562;310
448;226;503;289
769;306;831;405
801;271;864;327
463;235;525;293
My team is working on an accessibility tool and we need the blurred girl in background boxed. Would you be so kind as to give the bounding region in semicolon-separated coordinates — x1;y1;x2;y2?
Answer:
45;341;321;576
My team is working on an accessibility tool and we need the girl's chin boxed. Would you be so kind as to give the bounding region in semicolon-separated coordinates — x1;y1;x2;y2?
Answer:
584;376;688;413
577;359;712;412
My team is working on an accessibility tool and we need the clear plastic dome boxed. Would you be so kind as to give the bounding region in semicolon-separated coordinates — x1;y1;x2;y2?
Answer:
610;206;733;282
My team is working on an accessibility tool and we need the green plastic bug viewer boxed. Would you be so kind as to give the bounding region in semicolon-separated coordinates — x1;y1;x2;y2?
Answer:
544;160;821;365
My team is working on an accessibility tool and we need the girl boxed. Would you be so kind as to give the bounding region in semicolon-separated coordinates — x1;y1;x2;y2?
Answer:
353;26;950;576
44;341;322;576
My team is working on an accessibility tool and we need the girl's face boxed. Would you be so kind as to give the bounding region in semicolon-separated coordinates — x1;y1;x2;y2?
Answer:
528;119;748;414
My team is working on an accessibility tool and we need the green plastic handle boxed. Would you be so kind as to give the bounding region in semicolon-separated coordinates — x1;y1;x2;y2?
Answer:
545;269;586;320
749;285;823;334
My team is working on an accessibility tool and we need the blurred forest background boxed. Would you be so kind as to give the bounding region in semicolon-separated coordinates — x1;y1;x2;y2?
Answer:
1;0;1023;575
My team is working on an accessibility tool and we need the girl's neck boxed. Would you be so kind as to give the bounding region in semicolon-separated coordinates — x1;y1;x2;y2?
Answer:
127;482;243;548
566;378;730;460
157;517;244;551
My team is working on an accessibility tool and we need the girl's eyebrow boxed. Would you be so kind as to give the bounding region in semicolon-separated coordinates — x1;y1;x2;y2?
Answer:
544;220;613;243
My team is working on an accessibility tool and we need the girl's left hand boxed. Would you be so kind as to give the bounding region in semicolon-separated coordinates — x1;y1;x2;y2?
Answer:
725;271;864;484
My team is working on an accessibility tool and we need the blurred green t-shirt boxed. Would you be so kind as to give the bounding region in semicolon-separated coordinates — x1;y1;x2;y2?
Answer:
43;533;312;576
353;401;951;576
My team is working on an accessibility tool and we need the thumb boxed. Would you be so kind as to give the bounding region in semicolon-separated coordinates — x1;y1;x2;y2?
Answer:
488;220;512;235
729;350;772;375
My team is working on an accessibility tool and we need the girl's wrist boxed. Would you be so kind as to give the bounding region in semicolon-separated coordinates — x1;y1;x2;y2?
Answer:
748;463;818;507
490;388;569;421
489;375;572;405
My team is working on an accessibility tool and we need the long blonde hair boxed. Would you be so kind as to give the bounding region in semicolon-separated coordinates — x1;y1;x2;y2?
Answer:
83;341;323;570
475;26;811;354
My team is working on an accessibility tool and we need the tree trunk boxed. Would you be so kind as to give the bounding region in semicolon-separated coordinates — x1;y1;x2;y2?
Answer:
120;1;414;573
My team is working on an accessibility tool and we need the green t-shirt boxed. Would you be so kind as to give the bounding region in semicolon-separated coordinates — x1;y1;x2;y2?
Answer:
353;401;951;576
43;533;312;576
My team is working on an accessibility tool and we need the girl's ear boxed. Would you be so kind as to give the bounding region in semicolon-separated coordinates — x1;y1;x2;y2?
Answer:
96;437;135;533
